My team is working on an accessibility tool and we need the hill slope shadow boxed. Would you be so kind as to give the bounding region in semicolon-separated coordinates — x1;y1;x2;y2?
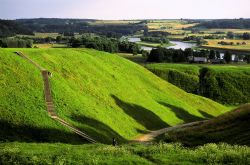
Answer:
0;120;86;144
158;102;204;123
71;114;126;144
198;110;214;119
111;95;169;130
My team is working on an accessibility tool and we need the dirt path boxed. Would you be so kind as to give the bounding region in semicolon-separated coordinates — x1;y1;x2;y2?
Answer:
133;121;204;142
15;51;97;143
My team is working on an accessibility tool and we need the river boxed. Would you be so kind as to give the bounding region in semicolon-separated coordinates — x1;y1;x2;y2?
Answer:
127;37;197;51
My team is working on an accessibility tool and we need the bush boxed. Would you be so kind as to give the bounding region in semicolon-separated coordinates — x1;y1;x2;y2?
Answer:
199;67;250;104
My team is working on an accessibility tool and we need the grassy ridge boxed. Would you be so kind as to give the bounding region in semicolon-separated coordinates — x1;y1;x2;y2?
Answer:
0;48;228;143
163;104;250;146
0;142;249;164
146;63;200;93
146;63;250;104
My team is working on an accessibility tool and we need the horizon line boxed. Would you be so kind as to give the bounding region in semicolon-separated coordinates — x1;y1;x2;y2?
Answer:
1;17;250;21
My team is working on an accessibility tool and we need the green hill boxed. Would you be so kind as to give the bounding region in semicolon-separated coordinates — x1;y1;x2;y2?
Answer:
0;48;229;144
163;104;250;146
146;63;250;104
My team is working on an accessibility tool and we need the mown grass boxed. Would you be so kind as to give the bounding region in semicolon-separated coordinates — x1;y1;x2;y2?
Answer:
0;142;249;165
0;48;228;144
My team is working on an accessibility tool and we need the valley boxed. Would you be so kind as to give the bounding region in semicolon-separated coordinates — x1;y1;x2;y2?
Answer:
0;1;250;164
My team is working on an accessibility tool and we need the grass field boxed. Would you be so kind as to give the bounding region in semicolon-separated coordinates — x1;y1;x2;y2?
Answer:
137;41;175;48
33;43;68;48
202;29;250;35
147;20;197;32
0;48;230;144
89;20;141;25
203;39;250;52
17;33;61;39
1;142;249;164
117;53;147;64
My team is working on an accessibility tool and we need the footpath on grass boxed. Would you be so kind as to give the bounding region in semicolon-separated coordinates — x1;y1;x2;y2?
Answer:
132;121;204;142
15;51;97;143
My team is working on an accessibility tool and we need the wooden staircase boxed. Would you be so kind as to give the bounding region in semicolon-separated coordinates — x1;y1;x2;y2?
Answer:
15;51;97;143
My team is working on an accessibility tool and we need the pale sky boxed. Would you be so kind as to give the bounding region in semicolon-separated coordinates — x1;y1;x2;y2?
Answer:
0;0;250;20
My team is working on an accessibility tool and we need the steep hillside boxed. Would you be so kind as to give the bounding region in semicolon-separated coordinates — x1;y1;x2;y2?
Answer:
0;48;228;143
146;63;200;93
163;104;250;146
146;63;250;104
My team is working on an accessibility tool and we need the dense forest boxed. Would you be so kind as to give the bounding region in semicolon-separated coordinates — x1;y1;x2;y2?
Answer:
0;20;33;37
195;19;250;29
0;18;146;38
16;18;146;37
69;34;140;54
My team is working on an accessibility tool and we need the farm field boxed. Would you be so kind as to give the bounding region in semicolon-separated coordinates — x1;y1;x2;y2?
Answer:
203;39;250;52
202;29;250;35
147;20;197;32
89;20;141;25
0;48;229;144
17;32;61;39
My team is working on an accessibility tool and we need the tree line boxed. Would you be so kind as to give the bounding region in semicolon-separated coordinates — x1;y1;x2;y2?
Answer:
0;20;33;37
147;47;249;64
16;18;146;38
69;34;140;54
195;19;250;29
140;36;170;44
0;38;33;48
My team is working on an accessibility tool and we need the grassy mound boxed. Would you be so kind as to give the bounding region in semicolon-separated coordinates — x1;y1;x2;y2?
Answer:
163;104;250;146
0;48;228;143
146;63;250;104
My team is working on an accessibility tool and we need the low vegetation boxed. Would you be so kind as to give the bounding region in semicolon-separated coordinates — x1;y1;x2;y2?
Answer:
146;63;250;104
0;142;249;164
163;104;250;146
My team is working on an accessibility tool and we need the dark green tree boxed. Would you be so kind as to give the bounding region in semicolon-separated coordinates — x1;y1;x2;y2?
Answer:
216;51;221;59
242;32;250;40
227;31;235;39
224;51;232;63
209;50;216;59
